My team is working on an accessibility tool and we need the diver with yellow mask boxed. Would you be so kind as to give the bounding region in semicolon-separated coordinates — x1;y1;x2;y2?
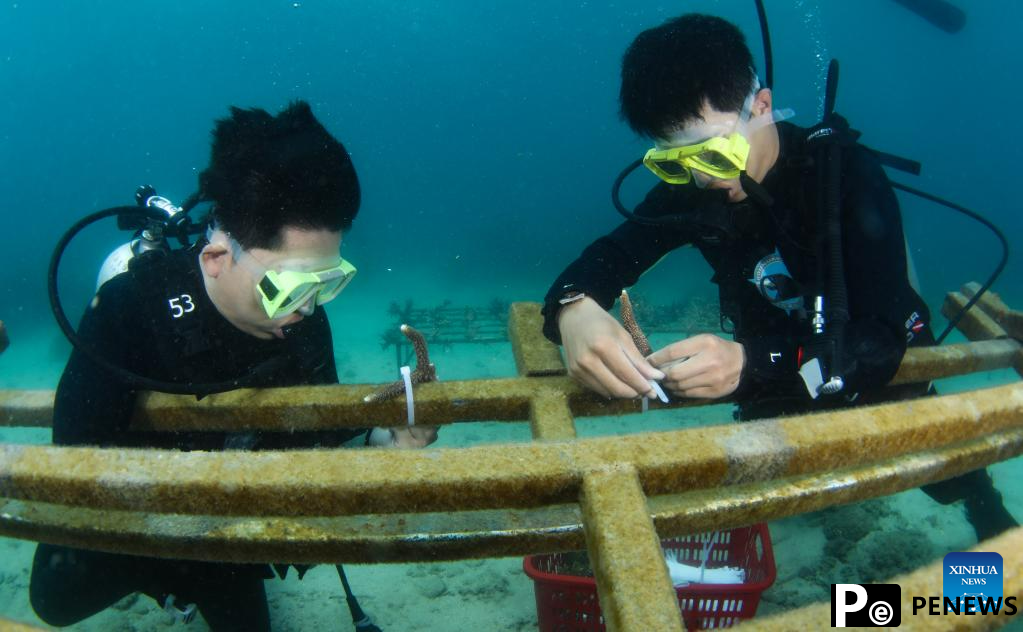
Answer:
641;74;775;192
542;12;1016;541
36;102;408;631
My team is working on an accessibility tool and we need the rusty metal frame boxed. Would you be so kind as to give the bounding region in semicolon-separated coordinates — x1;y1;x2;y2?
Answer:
1;289;1021;631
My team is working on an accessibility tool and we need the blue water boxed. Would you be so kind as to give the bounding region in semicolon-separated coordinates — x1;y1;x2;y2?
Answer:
1;1;1021;630
2;0;1020;334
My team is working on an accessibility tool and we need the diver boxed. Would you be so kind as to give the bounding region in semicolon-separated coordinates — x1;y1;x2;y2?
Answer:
30;102;437;630
541;14;1016;541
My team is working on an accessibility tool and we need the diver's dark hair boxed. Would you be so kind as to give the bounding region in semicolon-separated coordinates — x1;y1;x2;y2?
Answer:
619;14;756;139
198;100;360;250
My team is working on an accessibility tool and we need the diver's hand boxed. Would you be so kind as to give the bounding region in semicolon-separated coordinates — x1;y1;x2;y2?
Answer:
391;426;438;449
368;426;439;448
647;334;745;399
558;296;665;399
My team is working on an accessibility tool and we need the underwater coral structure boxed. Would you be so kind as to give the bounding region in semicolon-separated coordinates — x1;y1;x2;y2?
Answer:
619;290;651;356
380;298;509;369
364;324;437;403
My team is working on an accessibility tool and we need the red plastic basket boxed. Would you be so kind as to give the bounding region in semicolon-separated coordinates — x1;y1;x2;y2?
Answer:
523;524;776;631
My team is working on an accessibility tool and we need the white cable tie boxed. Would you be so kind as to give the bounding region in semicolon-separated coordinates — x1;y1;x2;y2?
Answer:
400;365;415;426
648;379;669;404
699;531;720;583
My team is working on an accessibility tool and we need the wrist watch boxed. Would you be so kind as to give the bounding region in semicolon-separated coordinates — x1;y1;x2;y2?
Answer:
558;290;587;306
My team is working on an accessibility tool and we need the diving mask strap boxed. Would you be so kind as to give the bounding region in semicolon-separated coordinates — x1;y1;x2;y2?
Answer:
738;74;760;122
741;107;796;138
206;225;263;278
736;107;794;207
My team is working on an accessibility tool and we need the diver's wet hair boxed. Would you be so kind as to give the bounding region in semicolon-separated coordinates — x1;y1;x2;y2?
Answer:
198;100;360;250
620;14;756;139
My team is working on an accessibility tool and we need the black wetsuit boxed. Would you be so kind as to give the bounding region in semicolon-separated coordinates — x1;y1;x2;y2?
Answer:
542;121;1015;539
31;243;365;630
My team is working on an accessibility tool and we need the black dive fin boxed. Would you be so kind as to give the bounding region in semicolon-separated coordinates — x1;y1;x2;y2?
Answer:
890;0;966;34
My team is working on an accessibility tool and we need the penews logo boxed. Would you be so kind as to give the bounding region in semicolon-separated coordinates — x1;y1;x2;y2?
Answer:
944;552;1002;613
831;584;901;627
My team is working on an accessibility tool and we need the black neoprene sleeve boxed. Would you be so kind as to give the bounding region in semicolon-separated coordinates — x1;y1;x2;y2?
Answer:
542;184;692;344
52;275;139;446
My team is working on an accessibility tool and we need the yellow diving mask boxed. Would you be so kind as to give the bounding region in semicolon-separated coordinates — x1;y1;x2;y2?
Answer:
209;227;357;319
642;133;751;185
252;258;356;319
641;75;792;186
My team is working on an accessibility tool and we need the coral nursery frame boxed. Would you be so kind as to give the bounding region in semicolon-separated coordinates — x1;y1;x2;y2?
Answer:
1;283;1021;631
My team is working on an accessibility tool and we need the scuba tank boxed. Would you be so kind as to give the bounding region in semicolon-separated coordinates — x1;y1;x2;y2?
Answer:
96;185;189;291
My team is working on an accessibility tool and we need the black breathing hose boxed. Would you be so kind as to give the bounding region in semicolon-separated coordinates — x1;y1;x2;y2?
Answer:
890;181;1010;344
48;206;286;396
753;0;774;89
820;61;850;382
